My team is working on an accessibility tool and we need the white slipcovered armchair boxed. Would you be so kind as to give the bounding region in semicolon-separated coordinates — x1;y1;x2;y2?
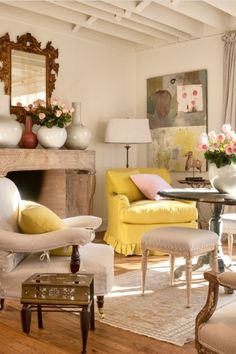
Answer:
0;177;114;314
196;271;236;353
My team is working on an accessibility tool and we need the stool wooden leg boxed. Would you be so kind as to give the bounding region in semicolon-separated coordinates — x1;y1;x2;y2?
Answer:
21;304;32;334
80;306;90;354
0;299;5;310
169;254;175;286
228;234;234;260
141;248;148;295
37;304;43;329
185;257;192;308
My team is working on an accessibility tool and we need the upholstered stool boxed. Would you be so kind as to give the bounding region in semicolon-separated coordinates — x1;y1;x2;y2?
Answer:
141;227;218;307
221;213;236;260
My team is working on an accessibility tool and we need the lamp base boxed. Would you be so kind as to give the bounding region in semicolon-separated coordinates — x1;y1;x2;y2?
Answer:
125;145;131;168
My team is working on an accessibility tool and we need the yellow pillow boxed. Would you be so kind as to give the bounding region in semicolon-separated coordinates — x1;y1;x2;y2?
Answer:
18;201;72;256
108;169;144;202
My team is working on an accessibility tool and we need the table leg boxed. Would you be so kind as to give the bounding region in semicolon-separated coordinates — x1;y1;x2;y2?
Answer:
21;304;32;334
209;203;233;294
80;306;90;354
209;203;225;273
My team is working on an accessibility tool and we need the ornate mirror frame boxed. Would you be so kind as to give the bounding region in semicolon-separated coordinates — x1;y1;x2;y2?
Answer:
0;32;59;121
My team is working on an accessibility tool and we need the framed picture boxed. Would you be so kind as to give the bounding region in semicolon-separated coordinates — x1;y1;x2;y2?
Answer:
147;69;208;173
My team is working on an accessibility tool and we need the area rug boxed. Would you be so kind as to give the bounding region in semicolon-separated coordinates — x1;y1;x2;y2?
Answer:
96;260;236;346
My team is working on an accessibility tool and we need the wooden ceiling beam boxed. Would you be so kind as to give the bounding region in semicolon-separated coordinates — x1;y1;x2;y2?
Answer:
153;0;230;30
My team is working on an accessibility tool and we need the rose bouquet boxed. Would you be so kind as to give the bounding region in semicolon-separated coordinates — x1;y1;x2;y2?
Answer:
24;98;74;128
199;124;236;168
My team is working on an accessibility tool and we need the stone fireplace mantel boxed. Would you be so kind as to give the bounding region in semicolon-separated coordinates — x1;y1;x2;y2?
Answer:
0;149;96;218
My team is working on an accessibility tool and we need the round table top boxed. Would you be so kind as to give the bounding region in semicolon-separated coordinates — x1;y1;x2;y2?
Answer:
159;188;236;205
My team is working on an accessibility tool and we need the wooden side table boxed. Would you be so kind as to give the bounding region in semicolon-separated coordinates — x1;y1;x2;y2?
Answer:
178;179;211;188
21;273;94;354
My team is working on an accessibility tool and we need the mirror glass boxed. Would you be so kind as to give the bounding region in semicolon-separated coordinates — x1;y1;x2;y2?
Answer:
11;49;46;107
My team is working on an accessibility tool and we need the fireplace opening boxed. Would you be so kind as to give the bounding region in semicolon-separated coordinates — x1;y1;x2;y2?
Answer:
7;171;44;201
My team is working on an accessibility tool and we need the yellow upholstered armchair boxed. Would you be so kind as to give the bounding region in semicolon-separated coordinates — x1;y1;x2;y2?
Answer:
104;168;198;256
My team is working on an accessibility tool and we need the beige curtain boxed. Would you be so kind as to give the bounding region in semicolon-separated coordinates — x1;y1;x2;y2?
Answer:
222;31;236;130
222;31;236;213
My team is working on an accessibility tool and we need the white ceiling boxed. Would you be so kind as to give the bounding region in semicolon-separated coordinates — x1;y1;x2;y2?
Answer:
1;0;236;51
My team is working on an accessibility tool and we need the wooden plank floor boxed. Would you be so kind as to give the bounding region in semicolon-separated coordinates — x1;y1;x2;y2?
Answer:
1;239;233;354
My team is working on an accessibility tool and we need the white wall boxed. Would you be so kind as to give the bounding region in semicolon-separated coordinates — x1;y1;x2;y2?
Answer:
0;15;227;227
0;17;136;227
136;35;225;182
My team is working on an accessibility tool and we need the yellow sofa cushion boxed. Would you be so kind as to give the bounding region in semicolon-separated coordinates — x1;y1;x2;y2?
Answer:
18;201;72;256
108;169;144;202
120;199;197;224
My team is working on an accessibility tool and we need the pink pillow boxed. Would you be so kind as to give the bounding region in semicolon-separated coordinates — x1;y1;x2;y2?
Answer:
130;174;172;200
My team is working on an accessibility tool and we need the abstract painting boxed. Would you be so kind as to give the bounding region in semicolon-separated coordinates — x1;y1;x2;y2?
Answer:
147;69;207;172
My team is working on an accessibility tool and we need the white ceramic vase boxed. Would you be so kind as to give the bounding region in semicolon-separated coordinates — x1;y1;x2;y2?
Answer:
0;94;22;148
66;102;91;150
209;163;236;194
37;126;67;149
0;115;23;148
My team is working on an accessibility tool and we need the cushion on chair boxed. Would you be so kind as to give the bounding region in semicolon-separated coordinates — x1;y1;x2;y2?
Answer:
107;169;144;202
120;200;198;224
130;173;172;200
222;213;236;233
198;301;236;354
141;227;218;257
18;201;72;256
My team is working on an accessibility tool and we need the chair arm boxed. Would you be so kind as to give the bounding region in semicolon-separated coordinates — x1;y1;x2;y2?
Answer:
195;271;221;350
62;215;102;229
0;227;94;253
217;271;236;289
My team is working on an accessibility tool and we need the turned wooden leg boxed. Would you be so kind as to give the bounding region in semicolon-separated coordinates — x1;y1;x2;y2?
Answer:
90;279;95;330
21;304;32;334
141;248;149;295
70;245;80;273
212;246;218;272
228;234;234;260
0;298;5;310
96;296;104;318
80;306;90;354
37;304;43;329
185;257;192;308
169;254;175;286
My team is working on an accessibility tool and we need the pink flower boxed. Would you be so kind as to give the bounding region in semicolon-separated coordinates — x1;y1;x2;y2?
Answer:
39;112;46;120
70;107;75;113
199;132;208;144
51;96;58;106
225;144;233;155
222;124;232;134
62;107;68;114
56;110;62;117
199;143;208;151
216;133;225;142
208;131;216;140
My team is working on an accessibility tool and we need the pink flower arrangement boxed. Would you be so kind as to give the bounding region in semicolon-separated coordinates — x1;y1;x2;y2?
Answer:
199;124;236;168
24;98;74;128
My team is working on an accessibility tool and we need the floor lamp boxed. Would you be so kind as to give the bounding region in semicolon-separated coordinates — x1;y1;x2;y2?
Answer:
105;118;152;168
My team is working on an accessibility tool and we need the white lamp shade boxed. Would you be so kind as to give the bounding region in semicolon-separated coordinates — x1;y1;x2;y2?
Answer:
105;118;152;144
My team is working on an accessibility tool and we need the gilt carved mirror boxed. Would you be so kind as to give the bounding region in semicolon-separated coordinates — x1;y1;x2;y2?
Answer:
0;33;59;121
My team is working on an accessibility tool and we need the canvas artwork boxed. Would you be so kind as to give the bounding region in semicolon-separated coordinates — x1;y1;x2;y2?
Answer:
147;69;207;172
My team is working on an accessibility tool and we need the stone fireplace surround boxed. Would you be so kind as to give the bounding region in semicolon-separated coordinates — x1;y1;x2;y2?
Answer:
0;148;96;218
